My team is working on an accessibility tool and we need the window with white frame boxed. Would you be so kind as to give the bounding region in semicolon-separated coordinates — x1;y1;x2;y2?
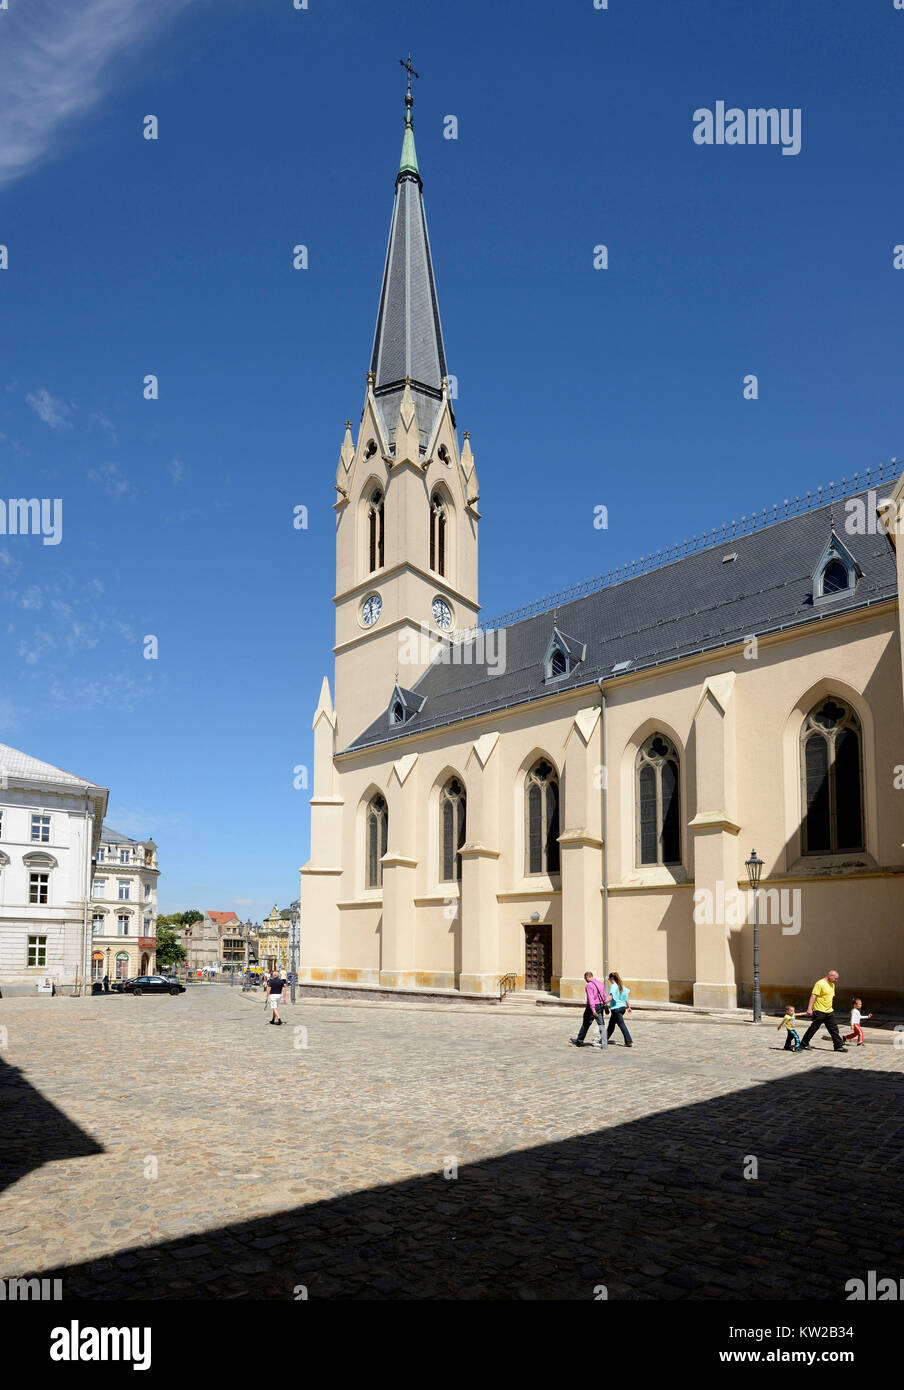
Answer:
93;879;106;898
96;847;105;862
118;880;130;900
144;883;151;899
31;814;51;842
120;848;130;864
92;913;104;935
117;914;130;936
29;872;49;905
27;935;47;966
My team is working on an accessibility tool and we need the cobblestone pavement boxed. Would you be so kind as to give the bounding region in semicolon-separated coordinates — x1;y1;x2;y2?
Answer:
1;986;902;1300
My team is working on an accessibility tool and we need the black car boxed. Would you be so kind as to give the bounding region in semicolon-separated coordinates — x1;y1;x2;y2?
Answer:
120;975;185;997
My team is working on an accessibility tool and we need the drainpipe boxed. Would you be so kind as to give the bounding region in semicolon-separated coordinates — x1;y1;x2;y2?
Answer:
597;680;609;980
81;792;92;997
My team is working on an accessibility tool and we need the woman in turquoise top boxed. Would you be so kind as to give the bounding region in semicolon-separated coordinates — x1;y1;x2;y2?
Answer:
606;972;634;1046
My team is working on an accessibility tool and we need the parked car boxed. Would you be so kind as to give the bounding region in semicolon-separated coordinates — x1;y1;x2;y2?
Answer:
120;975;185;997
110;977;135;994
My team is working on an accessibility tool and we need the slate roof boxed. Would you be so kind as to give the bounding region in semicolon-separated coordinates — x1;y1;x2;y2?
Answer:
100;825;140;845
0;742;105;790
369;104;447;453
346;485;900;754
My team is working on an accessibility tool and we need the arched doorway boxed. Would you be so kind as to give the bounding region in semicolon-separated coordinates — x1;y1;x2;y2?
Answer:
115;951;130;981
92;951;104;982
140;953;150;974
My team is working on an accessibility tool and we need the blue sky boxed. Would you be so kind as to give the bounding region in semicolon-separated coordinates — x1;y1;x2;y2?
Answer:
1;0;901;918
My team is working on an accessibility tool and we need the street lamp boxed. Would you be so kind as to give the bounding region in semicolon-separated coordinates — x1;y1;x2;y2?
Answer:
745;849;764;1024
289;906;300;1006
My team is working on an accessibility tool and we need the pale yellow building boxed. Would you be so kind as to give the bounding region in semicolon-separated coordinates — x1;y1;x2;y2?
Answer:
300;91;904;1013
258;905;290;973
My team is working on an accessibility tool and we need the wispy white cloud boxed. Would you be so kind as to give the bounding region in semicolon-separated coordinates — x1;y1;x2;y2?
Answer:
0;0;200;187
0;696;22;734
169;456;185;486
26;387;73;430
88;461;133;498
49;671;156;711
91;409;118;443
18;629;56;665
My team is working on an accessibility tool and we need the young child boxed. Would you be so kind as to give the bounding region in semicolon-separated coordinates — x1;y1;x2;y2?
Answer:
844;999;872;1046
777;1006;801;1052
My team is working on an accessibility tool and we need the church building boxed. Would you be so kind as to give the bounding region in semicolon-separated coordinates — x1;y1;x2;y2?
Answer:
300;85;904;1012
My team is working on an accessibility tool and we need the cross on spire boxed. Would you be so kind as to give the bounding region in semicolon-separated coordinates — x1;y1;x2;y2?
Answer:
400;52;420;96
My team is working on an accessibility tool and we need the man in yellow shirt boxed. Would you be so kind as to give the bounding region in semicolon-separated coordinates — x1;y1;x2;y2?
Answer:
799;970;847;1052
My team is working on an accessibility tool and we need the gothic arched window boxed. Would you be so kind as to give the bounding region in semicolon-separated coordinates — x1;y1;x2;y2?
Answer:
636;734;681;866
366;794;388;889
440;778;466;883
801;697;863;854
368;489;384;573
526;760;560;876
429;492;447;576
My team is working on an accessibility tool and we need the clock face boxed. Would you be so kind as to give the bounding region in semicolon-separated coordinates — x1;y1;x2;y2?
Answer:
432;597;453;631
361;594;382;627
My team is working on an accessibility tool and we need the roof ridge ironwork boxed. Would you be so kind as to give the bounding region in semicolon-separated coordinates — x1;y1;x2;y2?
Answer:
475;460;902;635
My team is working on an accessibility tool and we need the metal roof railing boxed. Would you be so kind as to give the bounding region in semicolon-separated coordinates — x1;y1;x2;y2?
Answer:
478;461;902;633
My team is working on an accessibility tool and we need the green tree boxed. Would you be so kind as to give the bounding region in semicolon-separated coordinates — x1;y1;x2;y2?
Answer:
156;924;186;968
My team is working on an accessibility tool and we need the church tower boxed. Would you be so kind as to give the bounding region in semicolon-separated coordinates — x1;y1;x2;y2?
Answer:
332;73;481;747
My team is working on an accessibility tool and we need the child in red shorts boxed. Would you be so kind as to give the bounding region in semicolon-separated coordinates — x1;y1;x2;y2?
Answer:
843;998;872;1046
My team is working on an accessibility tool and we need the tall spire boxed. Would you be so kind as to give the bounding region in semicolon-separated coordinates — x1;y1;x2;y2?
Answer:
369;58;448;455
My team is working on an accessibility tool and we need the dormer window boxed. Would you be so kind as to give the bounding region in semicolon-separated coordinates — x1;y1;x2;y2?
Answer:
821;560;850;595
387;683;427;729
543;626;585;683
812;530;861;606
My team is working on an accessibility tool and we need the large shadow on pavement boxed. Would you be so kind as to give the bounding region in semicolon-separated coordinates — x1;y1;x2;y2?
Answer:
0;1056;104;1195
22;1064;904;1300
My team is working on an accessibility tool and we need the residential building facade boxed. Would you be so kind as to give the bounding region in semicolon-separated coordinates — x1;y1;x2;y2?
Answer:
258;905;290;973
0;743;108;995
91;827;160;983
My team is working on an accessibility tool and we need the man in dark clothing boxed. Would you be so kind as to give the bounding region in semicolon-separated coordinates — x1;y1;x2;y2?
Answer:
265;971;286;1025
571;971;609;1049
102;974;110;994
799;969;847;1052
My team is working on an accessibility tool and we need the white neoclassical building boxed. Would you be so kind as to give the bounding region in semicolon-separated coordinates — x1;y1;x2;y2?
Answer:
0;743;108;995
90;827;160;983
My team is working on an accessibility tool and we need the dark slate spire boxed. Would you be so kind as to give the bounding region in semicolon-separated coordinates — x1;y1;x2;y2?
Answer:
369;71;448;453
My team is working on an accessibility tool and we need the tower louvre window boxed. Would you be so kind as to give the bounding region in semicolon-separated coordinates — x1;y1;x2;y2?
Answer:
430;492;447;576
368;489;384;573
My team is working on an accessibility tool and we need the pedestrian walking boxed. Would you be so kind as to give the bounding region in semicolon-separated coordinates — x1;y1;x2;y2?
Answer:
605;972;634;1046
570;971;609;1048
265;970;286;1025
843;999;872;1047
102;974;110;994
798;970;847;1052
777;1005;801;1052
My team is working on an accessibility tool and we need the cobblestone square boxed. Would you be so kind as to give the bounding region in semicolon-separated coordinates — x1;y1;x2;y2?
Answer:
1;986;901;1300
